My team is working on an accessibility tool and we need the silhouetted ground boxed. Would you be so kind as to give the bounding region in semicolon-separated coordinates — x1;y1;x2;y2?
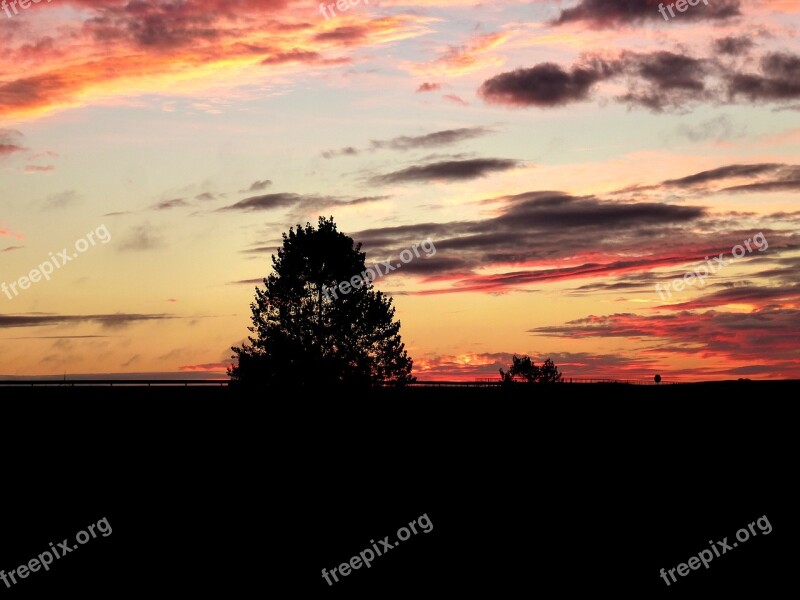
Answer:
2;378;797;400
1;380;796;595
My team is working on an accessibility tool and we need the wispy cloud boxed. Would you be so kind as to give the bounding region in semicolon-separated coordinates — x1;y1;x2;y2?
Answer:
0;313;177;329
369;158;519;184
118;224;165;251
0;129;25;156
241;179;272;193
416;82;440;92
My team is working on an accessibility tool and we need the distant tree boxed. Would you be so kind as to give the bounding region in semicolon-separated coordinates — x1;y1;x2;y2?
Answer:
229;217;414;388
654;374;662;384
499;355;562;385
538;358;563;383
499;355;540;384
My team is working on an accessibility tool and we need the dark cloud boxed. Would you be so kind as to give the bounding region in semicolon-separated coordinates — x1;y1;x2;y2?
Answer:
656;163;800;193
239;167;798;296
714;35;754;55
722;166;800;193
370;158;519;185
345;192;708;292
663;163;786;187
369;127;493;152
355;192;705;250
349;195;390;205
631;52;707;90
479;49;800;112
219;193;322;212
616;51;711;110
230;278;264;285
0;313;176;330
241;245;280;255
495;192;703;229
761;52;800;80
479;62;613;107
218;193;388;217
554;0;741;27
728;52;800;102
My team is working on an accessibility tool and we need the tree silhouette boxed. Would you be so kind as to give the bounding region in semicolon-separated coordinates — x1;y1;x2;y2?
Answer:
499;355;540;384
499;355;562;384
229;217;414;387
538;358;563;383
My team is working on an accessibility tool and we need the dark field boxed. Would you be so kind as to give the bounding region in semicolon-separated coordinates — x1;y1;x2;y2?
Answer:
3;377;798;397
1;381;796;595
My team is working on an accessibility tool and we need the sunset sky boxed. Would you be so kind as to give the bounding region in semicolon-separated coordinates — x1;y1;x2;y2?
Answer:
1;0;799;381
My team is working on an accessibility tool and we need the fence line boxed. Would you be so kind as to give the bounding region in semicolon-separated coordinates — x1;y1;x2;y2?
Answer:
0;379;229;387
0;378;673;388
471;377;671;385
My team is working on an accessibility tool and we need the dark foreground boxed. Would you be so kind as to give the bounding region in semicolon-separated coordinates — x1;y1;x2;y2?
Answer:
2;376;797;396
1;381;796;595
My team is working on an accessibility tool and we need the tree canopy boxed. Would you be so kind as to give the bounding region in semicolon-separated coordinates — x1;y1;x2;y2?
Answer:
229;217;414;387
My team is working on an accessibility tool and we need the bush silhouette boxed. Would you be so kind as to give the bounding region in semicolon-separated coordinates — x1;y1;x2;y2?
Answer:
500;355;563;385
